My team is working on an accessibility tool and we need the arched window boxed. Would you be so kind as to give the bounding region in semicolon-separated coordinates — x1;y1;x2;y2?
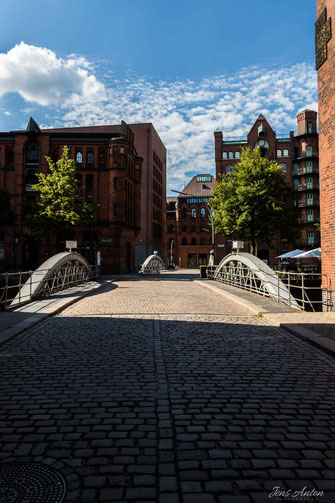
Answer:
229;152;234;159
280;163;287;173
277;149;282;157
6;150;14;169
191;237;196;245
99;151;106;168
200;208;206;219
76;151;83;165
222;152;227;159
200;237;206;245
168;224;175;233
191;208;196;218
235;151;240;159
283;149;289;157
182;208;187;219
182;237;187;245
26;142;40;162
87;151;94;166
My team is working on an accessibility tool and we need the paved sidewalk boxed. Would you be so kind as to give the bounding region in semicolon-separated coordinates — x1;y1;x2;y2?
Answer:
0;278;113;345
201;279;335;356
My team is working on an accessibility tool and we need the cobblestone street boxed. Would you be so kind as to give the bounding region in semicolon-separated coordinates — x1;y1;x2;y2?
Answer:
1;274;335;502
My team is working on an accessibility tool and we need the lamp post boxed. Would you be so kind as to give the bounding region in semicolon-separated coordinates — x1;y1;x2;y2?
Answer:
171;189;216;263
170;239;174;266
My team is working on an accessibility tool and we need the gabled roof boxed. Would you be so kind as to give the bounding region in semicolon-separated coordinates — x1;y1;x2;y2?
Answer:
256;113;266;121
26;117;41;133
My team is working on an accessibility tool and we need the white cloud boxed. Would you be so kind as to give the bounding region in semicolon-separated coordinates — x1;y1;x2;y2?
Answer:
0;43;318;193
0;42;105;106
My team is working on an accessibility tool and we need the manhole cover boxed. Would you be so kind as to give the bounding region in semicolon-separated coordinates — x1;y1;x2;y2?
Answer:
0;463;66;503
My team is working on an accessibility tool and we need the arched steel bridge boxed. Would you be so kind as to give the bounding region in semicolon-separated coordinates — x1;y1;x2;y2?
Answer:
210;252;300;310
10;252;94;308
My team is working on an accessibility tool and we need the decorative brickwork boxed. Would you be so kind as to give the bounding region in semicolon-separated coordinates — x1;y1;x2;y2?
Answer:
317;1;335;309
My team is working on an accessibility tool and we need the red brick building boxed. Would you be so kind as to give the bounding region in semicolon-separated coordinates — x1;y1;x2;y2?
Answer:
214;111;320;265
166;175;226;268
316;1;335;307
0;118;143;274
128;124;166;268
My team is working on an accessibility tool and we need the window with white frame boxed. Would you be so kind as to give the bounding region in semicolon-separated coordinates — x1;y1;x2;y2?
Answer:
229;152;234;159
235;152;240;159
222;152;227;159
283;149;289;157
277;149;282;157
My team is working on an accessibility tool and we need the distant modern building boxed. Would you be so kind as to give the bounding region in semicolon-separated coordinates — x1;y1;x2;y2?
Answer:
315;1;335;309
214;111;320;265
166;174;226;268
0;118;144;273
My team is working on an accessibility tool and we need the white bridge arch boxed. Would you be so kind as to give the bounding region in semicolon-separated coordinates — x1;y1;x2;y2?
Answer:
11;252;93;307
213;252;300;309
139;253;165;275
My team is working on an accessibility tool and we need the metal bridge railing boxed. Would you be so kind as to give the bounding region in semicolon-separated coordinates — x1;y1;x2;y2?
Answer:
206;265;328;312
0;265;101;310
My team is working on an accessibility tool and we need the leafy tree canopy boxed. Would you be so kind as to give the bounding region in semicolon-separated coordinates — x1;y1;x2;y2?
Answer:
210;147;299;254
32;146;96;229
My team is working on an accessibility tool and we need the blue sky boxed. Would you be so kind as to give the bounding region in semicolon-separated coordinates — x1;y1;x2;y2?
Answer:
0;0;318;192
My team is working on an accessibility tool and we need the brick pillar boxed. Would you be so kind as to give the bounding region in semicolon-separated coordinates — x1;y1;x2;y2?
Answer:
316;1;335;310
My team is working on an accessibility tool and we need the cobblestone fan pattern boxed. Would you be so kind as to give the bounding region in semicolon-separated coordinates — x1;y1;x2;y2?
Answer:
1;280;335;502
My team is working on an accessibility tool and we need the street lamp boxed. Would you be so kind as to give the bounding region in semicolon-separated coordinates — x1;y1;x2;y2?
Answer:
171;189;216;262
170;239;174;266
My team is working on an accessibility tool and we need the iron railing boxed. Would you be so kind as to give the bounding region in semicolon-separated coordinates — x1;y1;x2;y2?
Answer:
206;265;328;312
0;265;100;310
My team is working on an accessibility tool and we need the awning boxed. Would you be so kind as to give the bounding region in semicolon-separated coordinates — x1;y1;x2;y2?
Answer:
294;248;321;259
276;249;304;259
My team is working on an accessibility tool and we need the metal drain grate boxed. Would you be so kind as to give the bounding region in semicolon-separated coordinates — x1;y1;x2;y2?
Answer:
0;463;66;503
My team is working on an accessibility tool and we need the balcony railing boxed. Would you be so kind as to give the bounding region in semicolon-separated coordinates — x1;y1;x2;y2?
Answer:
294;183;319;191
293;168;319;176
298;200;320;207
299;217;320;224
294;151;319;160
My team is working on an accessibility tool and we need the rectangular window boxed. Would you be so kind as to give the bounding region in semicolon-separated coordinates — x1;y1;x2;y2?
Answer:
293;163;299;175
306;161;313;173
235;152;240;159
307;193;313;205
113;203;118;216
197;175;211;182
307;209;314;222
229;152;234;159
114;177;117;190
306;177;313;189
86;174;94;202
307;232;314;245
307;122;313;134
226;165;231;174
306;145;313;157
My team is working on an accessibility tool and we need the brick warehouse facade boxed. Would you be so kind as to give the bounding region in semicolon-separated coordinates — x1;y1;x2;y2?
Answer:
214;111;320;266
0;118;144;274
128;124;166;268
166;175;226;268
316;1;335;309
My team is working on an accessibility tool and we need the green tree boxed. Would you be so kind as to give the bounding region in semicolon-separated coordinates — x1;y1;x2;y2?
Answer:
210;147;299;255
32;146;95;230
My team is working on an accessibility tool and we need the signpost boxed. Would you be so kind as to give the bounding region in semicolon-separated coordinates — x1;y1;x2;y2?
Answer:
66;241;77;252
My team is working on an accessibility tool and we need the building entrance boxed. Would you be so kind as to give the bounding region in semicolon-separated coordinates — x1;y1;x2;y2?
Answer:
188;253;197;268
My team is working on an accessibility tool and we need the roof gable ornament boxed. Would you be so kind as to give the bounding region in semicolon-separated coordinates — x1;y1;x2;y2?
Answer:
26;117;41;133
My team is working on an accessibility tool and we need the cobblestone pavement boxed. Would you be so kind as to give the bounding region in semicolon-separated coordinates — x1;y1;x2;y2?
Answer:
1;277;335;502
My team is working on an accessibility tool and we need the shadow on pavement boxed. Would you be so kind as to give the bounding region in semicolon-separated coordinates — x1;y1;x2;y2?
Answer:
0;314;334;501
